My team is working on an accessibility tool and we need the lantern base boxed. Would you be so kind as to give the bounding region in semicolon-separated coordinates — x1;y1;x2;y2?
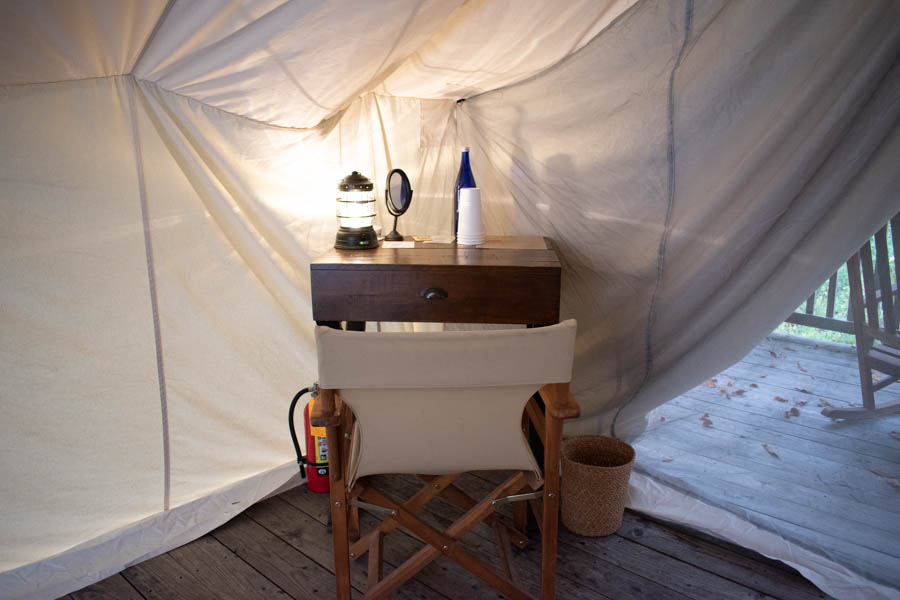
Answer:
334;226;379;250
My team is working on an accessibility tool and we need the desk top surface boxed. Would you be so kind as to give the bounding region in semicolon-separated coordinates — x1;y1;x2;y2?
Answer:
311;235;560;270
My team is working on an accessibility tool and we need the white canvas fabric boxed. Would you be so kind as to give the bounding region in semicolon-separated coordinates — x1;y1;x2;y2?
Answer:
2;0;899;598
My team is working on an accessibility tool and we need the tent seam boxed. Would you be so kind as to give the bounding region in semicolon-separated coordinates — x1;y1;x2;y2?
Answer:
462;0;643;103
612;0;694;437
0;74;128;88
125;75;172;512
130;0;177;75
134;77;335;132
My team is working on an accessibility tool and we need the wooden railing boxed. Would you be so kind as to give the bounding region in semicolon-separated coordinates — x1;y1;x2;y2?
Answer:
785;215;898;338
784;267;855;336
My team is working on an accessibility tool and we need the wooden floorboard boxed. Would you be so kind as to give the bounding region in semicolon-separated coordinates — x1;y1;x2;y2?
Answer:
68;333;863;600
68;475;828;600
616;512;829;600
636;334;900;596
68;573;144;600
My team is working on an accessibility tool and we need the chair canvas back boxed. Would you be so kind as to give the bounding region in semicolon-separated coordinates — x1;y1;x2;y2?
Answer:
315;320;576;486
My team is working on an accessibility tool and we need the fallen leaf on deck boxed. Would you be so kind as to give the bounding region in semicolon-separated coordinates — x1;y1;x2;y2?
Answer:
717;386;727;394
873;373;883;382
818;399;834;408
774;396;788;403
750;383;759;388
661;456;674;462
763;444;780;459
733;389;745;396
727;381;733;387
702;418;713;427
795;400;808;407
784;407;800;419
784;347;795;352
795;388;811;394
890;431;900;442
704;379;716;388
769;350;783;359
871;470;900;488
796;361;807;373
659;416;666;422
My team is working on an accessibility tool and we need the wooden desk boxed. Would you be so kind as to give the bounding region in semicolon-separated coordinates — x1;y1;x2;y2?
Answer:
310;236;561;326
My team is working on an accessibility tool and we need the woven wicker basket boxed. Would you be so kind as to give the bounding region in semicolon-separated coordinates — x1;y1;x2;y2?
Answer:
561;435;635;536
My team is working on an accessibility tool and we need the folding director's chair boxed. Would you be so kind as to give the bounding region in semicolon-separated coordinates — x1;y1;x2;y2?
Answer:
310;320;579;599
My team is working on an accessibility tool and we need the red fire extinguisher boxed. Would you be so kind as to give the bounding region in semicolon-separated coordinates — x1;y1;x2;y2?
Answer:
289;386;330;493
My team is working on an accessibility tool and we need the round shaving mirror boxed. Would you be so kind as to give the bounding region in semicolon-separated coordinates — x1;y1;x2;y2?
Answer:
384;168;413;242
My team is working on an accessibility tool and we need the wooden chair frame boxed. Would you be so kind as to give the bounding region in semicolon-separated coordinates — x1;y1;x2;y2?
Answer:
826;216;900;419
311;382;579;600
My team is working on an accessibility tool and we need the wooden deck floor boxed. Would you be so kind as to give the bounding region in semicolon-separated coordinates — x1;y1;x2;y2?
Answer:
634;333;900;595
67;333;896;600
67;469;829;600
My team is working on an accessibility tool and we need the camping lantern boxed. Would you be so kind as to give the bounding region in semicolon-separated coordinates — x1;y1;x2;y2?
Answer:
334;170;378;250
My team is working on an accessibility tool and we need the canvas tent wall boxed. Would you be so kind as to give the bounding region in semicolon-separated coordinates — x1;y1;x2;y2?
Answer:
1;1;899;599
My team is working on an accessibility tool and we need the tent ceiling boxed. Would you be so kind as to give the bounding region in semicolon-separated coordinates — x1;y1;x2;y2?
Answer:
0;0;167;85
1;0;637;129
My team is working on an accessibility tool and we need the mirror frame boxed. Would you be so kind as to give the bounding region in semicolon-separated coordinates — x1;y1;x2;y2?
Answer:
384;169;413;242
385;168;413;216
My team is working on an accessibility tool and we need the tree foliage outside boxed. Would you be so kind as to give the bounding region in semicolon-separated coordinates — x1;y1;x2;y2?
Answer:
775;223;896;346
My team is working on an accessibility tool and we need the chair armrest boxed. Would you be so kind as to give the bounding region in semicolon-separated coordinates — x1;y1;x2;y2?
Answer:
540;383;580;420
310;388;342;427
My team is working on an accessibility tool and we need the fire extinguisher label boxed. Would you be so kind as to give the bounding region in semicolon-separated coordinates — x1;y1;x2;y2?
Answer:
315;436;328;464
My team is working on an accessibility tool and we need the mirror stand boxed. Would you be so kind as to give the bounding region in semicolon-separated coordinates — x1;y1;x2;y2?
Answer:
385;216;403;241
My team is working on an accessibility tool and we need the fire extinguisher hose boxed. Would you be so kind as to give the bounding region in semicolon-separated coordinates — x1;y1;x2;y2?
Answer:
288;386;315;479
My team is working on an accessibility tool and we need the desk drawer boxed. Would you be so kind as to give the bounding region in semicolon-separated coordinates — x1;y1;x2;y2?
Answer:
311;266;560;325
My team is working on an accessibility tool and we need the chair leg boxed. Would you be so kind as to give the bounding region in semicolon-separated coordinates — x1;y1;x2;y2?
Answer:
513;500;529;536
325;421;351;600
516;411;533;535
846;254;877;411
367;531;384;590
349;504;360;541
541;409;564;600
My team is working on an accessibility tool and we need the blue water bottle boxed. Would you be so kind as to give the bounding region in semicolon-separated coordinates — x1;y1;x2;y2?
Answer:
454;147;476;236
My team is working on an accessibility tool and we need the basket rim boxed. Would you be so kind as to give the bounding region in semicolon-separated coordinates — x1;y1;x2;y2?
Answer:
561;434;635;468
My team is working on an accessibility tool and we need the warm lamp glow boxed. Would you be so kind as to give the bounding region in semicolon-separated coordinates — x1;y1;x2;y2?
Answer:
334;171;378;249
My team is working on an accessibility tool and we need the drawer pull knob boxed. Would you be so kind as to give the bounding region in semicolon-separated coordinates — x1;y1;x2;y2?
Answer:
420;287;448;300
